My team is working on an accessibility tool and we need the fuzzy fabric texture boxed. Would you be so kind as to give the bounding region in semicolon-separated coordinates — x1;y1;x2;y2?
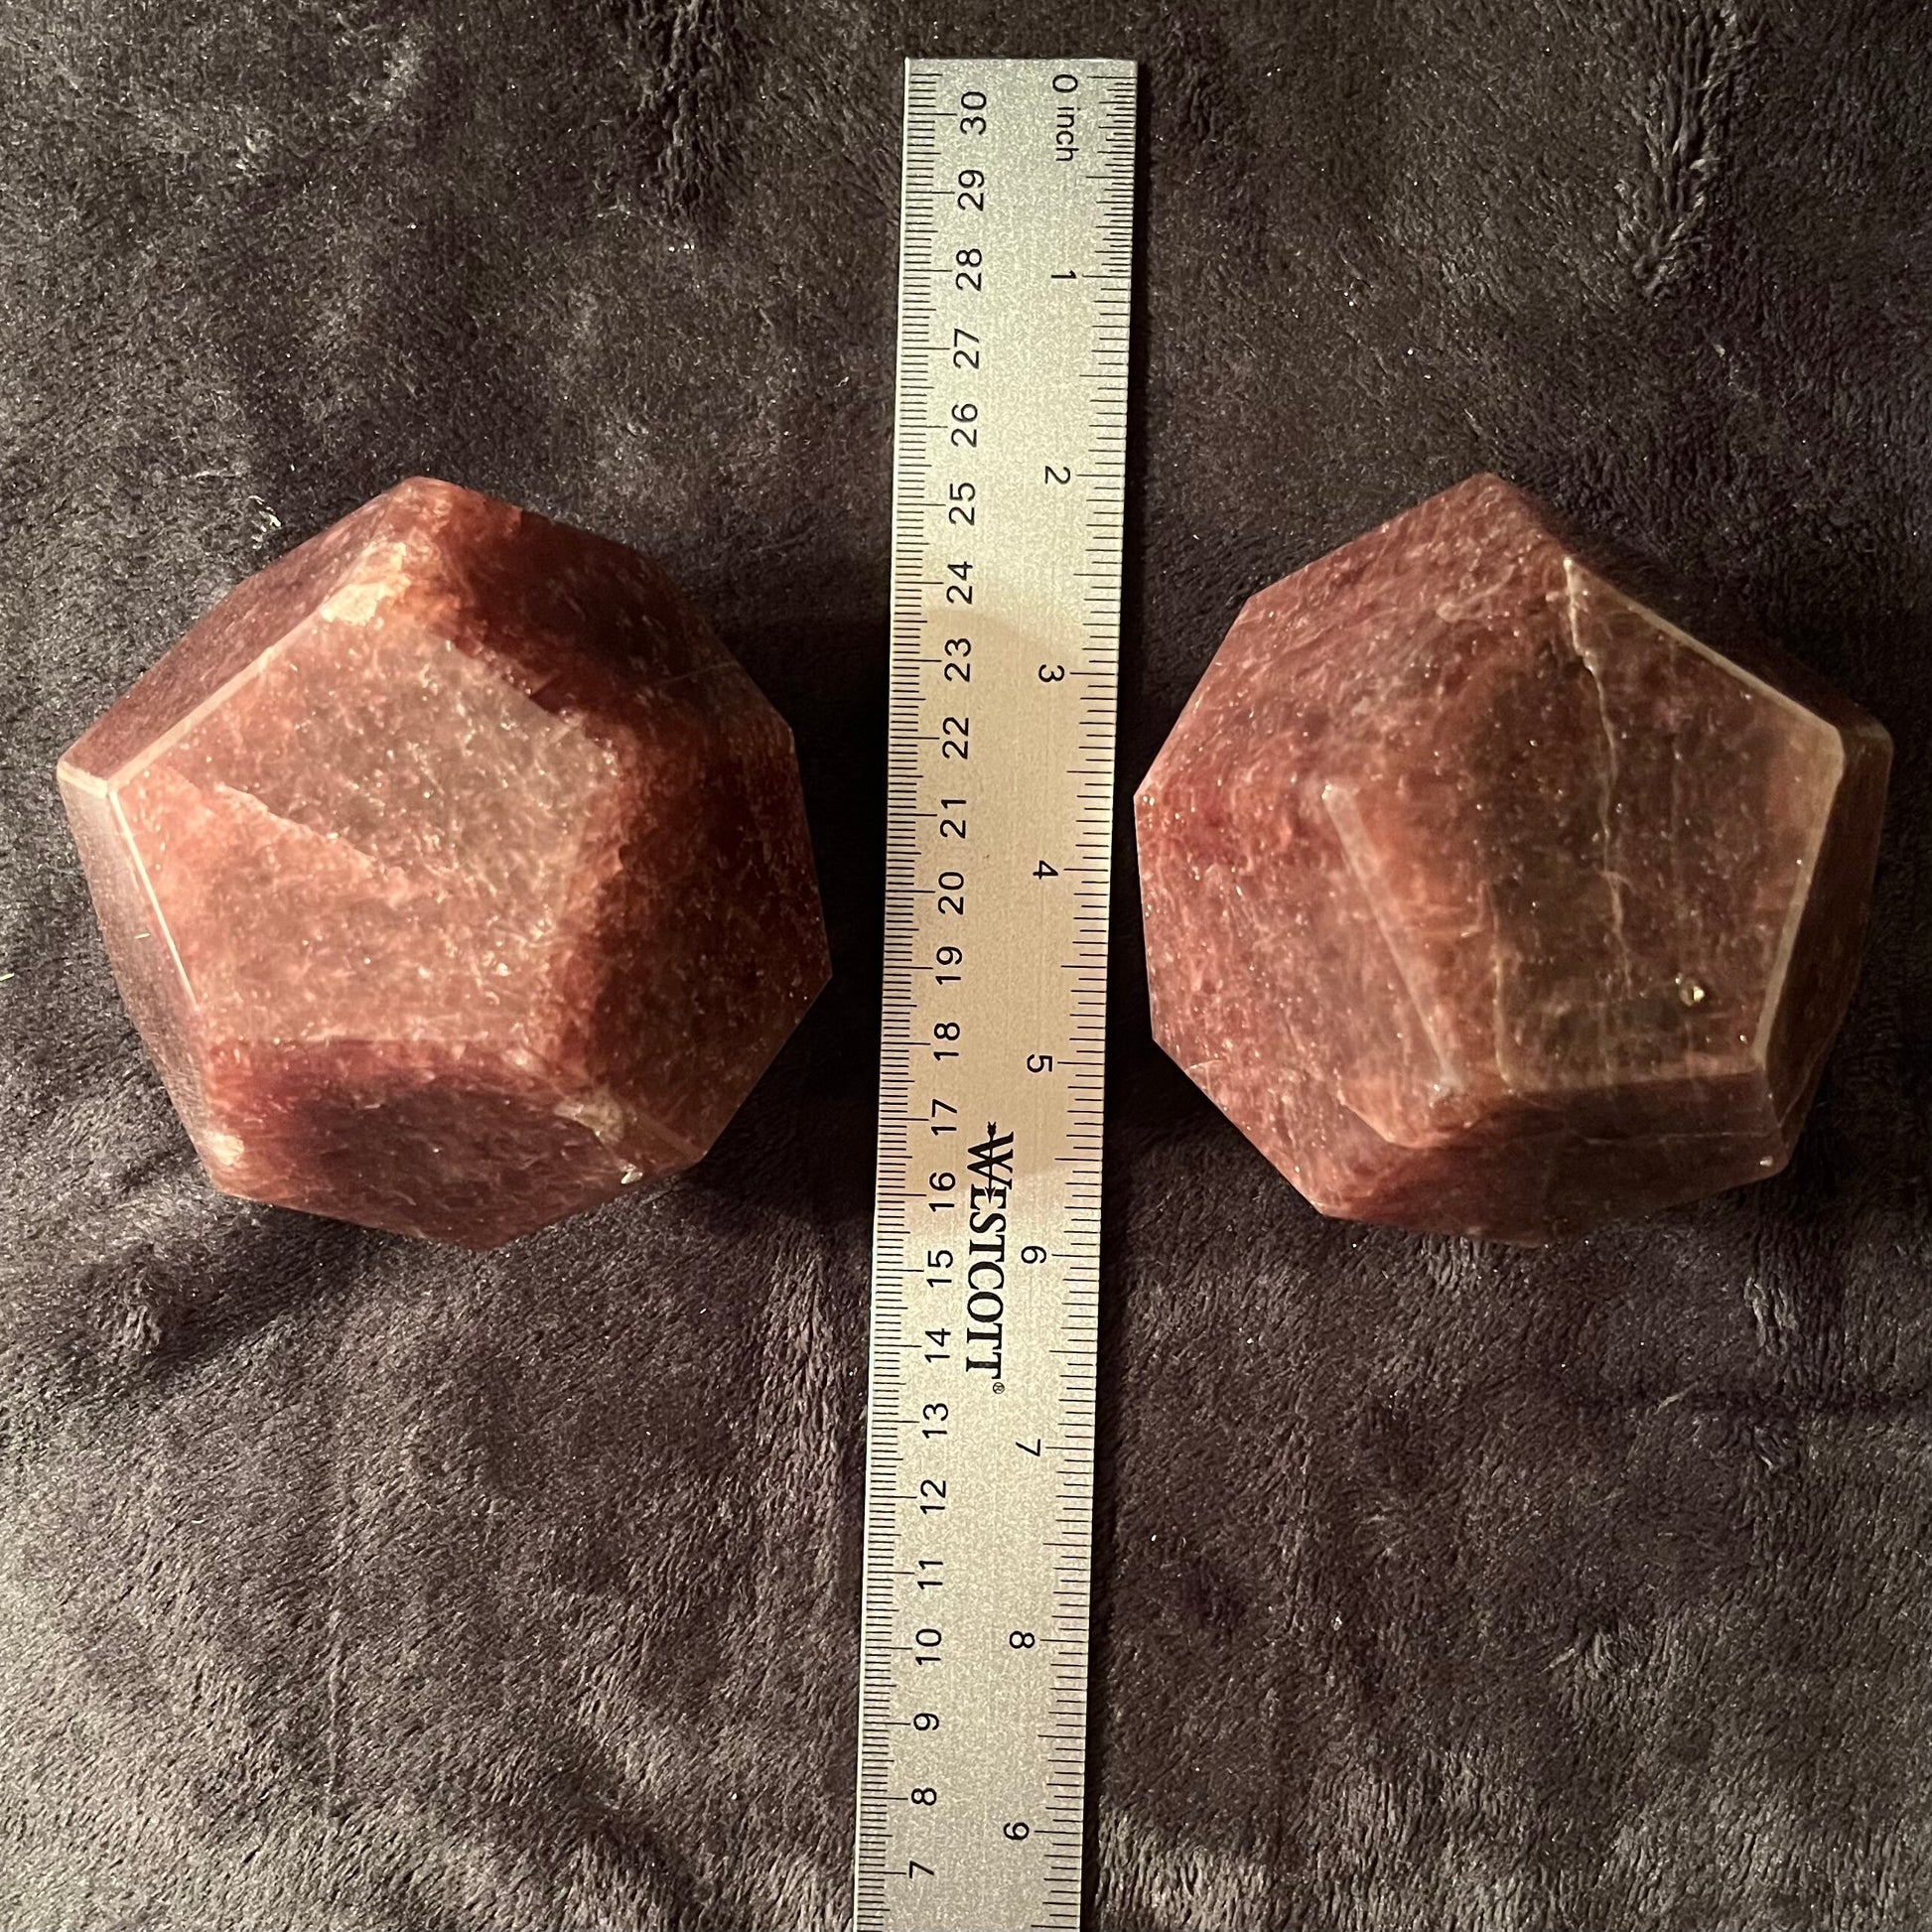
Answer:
1;2;1927;1928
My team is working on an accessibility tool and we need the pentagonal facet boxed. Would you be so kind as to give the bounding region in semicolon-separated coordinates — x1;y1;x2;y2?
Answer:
1134;475;1889;1242
60;479;829;1247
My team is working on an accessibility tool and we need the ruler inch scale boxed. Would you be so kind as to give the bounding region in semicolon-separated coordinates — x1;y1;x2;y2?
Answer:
854;57;1136;1932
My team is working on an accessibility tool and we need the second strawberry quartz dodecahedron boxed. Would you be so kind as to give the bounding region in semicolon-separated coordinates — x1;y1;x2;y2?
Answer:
1135;475;1890;1244
59;479;829;1248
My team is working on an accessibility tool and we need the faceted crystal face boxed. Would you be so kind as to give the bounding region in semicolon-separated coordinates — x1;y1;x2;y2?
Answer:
59;479;830;1247
1135;475;1891;1243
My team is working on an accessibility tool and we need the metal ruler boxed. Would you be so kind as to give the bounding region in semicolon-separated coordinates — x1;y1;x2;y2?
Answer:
853;57;1136;1932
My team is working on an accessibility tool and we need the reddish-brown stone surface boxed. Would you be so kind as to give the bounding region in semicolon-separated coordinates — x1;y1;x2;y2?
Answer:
59;479;829;1247
1135;475;1891;1242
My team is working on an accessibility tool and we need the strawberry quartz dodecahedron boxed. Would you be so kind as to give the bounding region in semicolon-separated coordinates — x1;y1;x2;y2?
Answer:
59;479;829;1248
1134;475;1890;1243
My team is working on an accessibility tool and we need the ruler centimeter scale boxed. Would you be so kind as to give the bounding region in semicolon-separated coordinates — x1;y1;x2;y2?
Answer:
853;58;1136;1932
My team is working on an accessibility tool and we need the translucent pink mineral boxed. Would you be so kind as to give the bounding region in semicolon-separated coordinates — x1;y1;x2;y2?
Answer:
1135;475;1890;1242
60;479;829;1247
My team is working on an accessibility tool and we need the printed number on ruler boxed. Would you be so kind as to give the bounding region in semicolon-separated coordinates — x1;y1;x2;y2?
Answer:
854;57;1135;1932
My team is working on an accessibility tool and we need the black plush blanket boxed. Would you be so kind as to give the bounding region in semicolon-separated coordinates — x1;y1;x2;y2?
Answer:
2;3;1926;1927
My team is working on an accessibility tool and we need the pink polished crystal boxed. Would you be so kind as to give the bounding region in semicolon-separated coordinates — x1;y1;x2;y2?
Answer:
1135;475;1890;1243
59;479;829;1247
